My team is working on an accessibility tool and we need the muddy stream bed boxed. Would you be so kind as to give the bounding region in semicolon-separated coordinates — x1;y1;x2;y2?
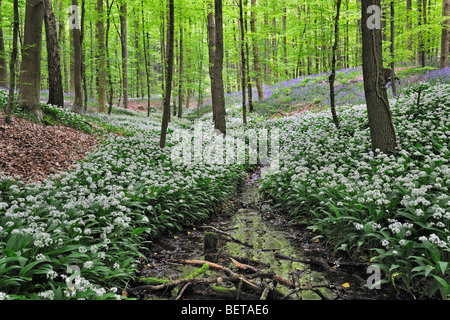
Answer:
130;168;397;300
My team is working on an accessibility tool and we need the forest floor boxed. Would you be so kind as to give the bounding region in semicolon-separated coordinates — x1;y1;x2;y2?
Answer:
0;109;97;183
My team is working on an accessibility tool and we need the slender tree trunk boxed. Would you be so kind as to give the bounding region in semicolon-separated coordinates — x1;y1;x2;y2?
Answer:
213;0;226;135
106;0;114;115
244;6;253;112
329;0;341;130
141;0;152;117
282;1;287;78
59;1;69;93
71;0;83;113
406;0;413;62
238;0;247;124
134;10;142;98
250;0;263;100
390;0;397;96
5;0;19;124
207;0;217;123
43;0;64;107
80;0;88;111
120;2;128;110
160;0;175;148
417;0;425;67
97;0;106;112
178;18;184;119
0;1;8;88
18;0;46;122
361;0;397;154
441;0;450;69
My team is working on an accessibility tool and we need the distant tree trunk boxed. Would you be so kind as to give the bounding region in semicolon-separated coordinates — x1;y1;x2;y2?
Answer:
141;0;152;117
97;0;106;112
282;1;287;78
160;0;175;148
390;0;397;96
106;0;114;115
207;0;217;123
5;0;19;124
18;0;45;122
417;0;425;67
238;0;247;125
178;19;184;119
250;0;264;101
264;7;270;82
406;0;413;62
244;7;253;112
134;10;142;98
0;1;8;88
329;0;341;130
441;0;450;69
213;0;226;135
361;0;397;154
120;2;128;110
80;0;88;111
71;0;83;113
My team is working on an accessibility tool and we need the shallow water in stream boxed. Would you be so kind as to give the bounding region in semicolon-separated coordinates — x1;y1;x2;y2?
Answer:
135;168;397;300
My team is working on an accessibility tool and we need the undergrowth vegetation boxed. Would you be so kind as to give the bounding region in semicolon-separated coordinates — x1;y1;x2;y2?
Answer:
0;106;249;300
260;82;450;299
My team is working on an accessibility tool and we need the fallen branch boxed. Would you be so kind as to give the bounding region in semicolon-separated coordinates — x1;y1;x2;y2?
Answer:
274;253;365;285
201;225;253;248
165;258;264;293
230;256;295;289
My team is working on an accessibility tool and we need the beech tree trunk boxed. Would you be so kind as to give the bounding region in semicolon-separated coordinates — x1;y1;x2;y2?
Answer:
178;20;184;119
361;0;397;154
71;0;83;113
160;0;175;148
390;0;397;96
18;0;45;122
4;0;19;124
207;0;217;123
213;0;227;135
97;0;106;112
0;1;8;88
441;0;450;69
329;0;341;130
238;0;247;124
250;0;264;101
120;2;128;110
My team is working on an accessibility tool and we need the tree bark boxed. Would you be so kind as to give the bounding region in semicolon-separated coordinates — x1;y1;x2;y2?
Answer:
361;0;397;154
106;0;114;115
141;0;152;117
96;0;106;112
71;0;83;113
441;0;450;69
4;0;19;125
120;2;128;110
178;19;184;119
390;0;397;96
329;0;341;130
213;0;226;135
160;0;175;148
207;0;217;123
238;0;247;125
250;0;264;101
0;1;8;88
18;0;46;122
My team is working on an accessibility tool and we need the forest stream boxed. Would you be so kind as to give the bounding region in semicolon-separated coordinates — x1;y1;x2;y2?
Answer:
129;167;398;300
